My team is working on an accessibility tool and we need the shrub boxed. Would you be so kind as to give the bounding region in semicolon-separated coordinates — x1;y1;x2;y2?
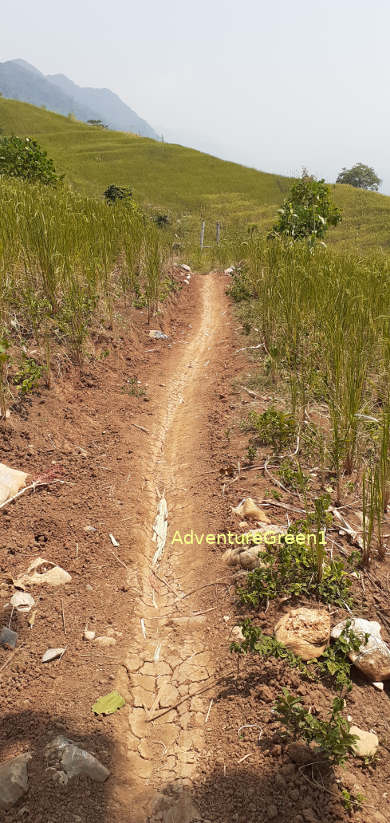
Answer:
243;407;297;453
104;184;133;204
0;137;62;186
274;689;358;764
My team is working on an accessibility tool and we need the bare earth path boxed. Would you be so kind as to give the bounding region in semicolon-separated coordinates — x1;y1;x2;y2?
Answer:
111;272;232;822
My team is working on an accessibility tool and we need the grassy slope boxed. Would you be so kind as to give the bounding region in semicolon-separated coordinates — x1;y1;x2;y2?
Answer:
1;97;390;249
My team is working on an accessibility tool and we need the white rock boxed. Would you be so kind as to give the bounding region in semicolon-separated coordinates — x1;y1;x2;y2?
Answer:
231;626;245;642
350;725;379;758
83;630;96;641
42;648;66;663
14;557;71;588
331;618;390;682
10;592;35;613
0;463;27;506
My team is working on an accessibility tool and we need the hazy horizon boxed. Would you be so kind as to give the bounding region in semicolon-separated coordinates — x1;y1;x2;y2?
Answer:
1;0;390;193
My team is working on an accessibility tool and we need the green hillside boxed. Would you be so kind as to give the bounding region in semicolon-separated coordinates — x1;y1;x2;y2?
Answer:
1;97;390;249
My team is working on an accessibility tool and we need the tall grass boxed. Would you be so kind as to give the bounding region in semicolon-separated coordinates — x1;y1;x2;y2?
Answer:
220;234;390;562
0;178;169;379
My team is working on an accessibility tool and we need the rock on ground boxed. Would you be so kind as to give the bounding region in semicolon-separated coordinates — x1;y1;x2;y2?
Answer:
349;725;379;757
331;617;390;682
0;752;31;810
275;607;331;660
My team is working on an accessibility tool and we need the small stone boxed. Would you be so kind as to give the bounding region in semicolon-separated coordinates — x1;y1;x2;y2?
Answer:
0;753;31;810
231;626;244;642
94;636;116;647
350;725;379;757
83;630;95;641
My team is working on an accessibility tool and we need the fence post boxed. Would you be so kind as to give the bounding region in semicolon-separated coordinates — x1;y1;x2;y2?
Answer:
200;220;205;250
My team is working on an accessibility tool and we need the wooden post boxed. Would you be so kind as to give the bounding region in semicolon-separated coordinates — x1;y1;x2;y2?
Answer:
200;220;205;250
216;221;221;245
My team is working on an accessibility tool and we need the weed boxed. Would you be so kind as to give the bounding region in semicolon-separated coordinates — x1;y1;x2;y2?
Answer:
278;458;309;492
274;689;358;764
238;535;352;609
243;407;297;453
231;619;362;693
13;355;42;394
340;788;365;812
122;377;146;397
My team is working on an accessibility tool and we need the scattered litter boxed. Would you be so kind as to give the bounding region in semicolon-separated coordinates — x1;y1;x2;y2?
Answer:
149;330;169;340
0;463;27;506
84;525;97;533
45;736;110;782
180;264;191;272
83;629;96;641
0;627;17;650
10;592;35;613
140;618;147;638
373;681;384;691
42;647;66;663
152;496;168;565
14;557;71;588
109;534;119;547
224;266;235;275
92;690;125;716
154;642;162;662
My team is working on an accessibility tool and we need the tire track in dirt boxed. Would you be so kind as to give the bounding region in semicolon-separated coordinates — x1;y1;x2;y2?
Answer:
112;272;231;822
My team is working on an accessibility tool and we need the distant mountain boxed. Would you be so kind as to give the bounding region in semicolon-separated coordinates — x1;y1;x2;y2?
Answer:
47;73;157;139
0;59;158;139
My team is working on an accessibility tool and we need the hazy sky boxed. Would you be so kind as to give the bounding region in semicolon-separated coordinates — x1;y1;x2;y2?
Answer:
1;0;390;192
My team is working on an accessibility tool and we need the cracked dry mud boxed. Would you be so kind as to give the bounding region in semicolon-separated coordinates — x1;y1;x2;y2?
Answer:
110;273;229;822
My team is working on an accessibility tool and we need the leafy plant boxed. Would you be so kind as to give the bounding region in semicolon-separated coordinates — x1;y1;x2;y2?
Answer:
243;407;297;453
0;137;62;186
104;184;133;204
340;788;365;812
238;534;352;609
13;355;42;394
278;458;309;492
274;689;358;764
270;173;342;244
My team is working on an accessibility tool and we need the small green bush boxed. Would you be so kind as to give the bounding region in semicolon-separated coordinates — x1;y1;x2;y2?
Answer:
0;136;62;186
275;689;358;764
243;407;297;453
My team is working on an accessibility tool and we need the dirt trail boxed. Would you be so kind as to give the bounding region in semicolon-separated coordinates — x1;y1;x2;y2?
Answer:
111;272;231;821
